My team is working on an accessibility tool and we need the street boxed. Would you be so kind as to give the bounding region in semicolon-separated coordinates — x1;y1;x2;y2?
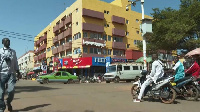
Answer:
5;80;200;112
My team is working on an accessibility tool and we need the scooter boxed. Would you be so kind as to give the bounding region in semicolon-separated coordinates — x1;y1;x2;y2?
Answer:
131;70;177;104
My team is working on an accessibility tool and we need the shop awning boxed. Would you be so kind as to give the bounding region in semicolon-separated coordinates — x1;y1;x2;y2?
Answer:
27;72;34;75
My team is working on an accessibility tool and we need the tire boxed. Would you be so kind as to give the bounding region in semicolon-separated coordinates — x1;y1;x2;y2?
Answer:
196;85;200;97
160;85;176;104
40;82;43;84
42;78;49;84
114;77;120;83
183;85;199;101
68;79;74;84
131;84;139;99
106;81;110;83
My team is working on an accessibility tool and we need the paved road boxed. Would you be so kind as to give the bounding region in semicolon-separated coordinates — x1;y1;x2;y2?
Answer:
4;80;200;112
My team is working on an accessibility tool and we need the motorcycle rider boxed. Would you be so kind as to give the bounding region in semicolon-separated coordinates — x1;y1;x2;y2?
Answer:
134;54;164;102
185;56;200;78
171;56;185;82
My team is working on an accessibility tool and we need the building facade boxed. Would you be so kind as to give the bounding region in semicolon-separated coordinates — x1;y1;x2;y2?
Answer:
18;50;34;74
33;0;151;73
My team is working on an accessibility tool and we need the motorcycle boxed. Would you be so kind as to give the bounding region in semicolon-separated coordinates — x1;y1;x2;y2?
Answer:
172;76;199;100
131;70;176;104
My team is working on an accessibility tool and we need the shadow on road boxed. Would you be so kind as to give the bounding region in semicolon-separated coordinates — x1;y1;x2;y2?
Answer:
12;104;51;112
15;86;60;94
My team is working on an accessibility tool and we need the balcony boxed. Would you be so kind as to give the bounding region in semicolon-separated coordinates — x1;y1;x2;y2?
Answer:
53;24;59;33
38;54;43;60
63;42;72;51
58;45;64;53
34;50;39;54
82;8;104;20
36;40;40;46
41;53;46;59
112;28;125;37
39;36;43;43
64;16;72;25
53;36;58;44
64;28;72;38
82;53;104;57
112;15;125;25
41;43;47;51
59;20;65;29
112;42;126;50
58;32;64;41
82;23;104;33
34;63;40;67
52;48;58;55
34;56;38;62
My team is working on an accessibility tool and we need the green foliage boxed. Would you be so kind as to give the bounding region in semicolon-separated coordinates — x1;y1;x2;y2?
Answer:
139;0;200;53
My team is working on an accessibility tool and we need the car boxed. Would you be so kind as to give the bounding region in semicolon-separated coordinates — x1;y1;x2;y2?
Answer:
37;71;79;84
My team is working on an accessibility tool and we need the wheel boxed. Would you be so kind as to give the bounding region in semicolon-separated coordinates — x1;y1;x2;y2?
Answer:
131;84;139;99
160;85;176;104
114;77;120;83
106;81;110;83
68;79;74;84
40;82;43;84
183;85;199;101
196;85;200;97
42;78;49;84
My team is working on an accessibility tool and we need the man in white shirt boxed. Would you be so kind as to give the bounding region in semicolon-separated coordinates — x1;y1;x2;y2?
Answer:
134;54;164;102
0;38;20;112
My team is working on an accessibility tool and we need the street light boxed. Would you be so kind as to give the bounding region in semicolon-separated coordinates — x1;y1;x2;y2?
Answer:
126;0;149;70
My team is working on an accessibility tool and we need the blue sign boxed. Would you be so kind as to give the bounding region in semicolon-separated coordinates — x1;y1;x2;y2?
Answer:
92;57;106;66
59;59;63;67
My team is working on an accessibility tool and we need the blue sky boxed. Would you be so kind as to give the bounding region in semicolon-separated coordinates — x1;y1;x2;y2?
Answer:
0;0;181;58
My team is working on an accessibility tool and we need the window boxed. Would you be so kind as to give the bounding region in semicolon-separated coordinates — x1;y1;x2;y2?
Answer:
55;72;61;76
83;32;88;38
103;35;107;41
74;48;80;54
113;50;124;56
66;51;72;56
133;66;139;70
107;11;109;14
124;66;130;70
62;72;68;76
126;32;129;36
76;8;78;12
108;49;112;55
126;20;129;24
89;48;101;54
134;40;137;45
136;31;139;34
108;35;111;41
107;24;109;27
127;44;130;48
73;32;81;40
66;37;72;42
104;10;106;13
117;65;122;71
51;46;54;50
136;19;139;23
83;47;88;53
103;49;107;55
76;22;78;26
140;66;142;70
47;48;50;52
60;40;65;45
60;52;65;58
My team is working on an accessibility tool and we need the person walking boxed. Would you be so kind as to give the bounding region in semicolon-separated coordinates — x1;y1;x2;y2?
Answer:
0;38;20;112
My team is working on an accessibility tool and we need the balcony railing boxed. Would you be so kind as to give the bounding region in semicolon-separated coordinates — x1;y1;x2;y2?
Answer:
58;45;64;53
59;20;65;29
63;42;72;51
112;42;126;50
53;36;58;44
52;48;58;55
111;55;126;59
64;16;72;25
82;23;104;33
64;28;72;38
41;53;46;59
112;28;125;37
58;32;64;41
82;8;104;20
53;24;59;33
112;15;125;24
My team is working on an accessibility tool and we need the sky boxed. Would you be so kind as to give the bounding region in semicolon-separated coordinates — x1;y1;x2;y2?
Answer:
0;0;181;58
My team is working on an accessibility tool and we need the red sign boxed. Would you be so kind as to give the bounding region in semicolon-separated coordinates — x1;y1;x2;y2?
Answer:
62;57;92;68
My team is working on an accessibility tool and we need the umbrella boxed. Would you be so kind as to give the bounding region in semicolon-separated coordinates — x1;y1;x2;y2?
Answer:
185;48;200;57
136;57;152;63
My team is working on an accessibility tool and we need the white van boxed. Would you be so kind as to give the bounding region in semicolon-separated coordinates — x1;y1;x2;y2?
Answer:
104;63;143;83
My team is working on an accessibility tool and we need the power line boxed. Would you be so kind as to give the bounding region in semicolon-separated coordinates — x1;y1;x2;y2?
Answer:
0;33;34;42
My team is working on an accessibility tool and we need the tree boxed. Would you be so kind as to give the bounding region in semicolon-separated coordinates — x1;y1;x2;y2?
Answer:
137;0;200;54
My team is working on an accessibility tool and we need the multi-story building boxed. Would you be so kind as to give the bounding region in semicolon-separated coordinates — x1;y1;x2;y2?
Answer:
18;50;34;74
34;0;151;75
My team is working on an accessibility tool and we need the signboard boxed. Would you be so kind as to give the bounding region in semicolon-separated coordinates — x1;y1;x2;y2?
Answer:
92;57;106;66
41;65;47;74
62;57;92;68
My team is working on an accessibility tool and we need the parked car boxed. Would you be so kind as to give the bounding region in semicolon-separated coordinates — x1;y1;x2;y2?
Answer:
37;71;79;84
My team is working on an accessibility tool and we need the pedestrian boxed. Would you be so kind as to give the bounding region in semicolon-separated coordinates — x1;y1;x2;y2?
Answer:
134;54;164;102
0;38;20;112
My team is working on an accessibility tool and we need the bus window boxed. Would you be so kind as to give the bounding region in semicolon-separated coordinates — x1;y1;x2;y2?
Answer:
133;66;139;70
140;66;142;70
124;66;130;70
117;65;122;71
